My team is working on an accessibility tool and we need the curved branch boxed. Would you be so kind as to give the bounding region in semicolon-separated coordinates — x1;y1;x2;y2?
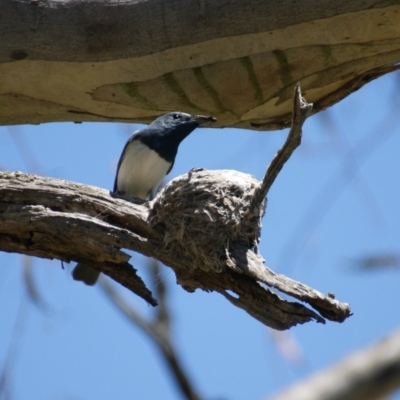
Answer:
100;276;203;400
1;1;400;127
250;83;313;210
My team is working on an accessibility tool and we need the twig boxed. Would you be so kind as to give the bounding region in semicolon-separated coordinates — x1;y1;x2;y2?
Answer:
99;277;203;400
250;83;313;212
149;258;170;327
278;99;400;273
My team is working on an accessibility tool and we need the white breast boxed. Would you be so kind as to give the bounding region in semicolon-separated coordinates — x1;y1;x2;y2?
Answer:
116;140;171;199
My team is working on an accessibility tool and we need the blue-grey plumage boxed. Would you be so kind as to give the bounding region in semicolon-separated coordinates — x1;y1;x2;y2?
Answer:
72;111;216;285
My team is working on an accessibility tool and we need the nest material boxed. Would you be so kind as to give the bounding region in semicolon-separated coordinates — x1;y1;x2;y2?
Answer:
148;169;265;272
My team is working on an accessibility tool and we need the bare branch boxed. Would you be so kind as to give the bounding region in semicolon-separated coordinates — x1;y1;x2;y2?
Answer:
22;256;51;314
148;258;170;327
100;277;203;400
268;328;400;400
250;83;313;212
0;87;352;328
230;245;350;322
1;1;400;128
0;170;351;329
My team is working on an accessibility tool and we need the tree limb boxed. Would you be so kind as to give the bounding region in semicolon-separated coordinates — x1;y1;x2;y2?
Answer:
268;328;400;400
0;84;352;329
0;170;351;330
1;1;400;128
100;271;203;400
250;83;313;210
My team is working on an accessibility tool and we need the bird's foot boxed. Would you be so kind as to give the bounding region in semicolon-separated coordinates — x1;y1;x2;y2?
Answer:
187;167;204;181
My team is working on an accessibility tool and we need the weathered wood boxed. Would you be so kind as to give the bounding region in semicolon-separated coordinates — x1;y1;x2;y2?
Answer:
1;0;400;128
0;170;351;330
0;84;352;329
269;328;400;400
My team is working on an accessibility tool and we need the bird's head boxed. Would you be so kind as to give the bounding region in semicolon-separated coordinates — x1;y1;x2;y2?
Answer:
149;111;216;143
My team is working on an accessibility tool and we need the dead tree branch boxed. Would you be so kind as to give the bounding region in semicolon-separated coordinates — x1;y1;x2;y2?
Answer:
2;1;400;128
100;267;203;400
250;83;313;210
268;327;400;400
0;170;351;329
0;85;351;330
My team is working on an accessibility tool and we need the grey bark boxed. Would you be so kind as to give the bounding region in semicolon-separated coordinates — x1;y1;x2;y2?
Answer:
0;170;351;329
0;84;351;330
1;0;400;128
268;328;400;400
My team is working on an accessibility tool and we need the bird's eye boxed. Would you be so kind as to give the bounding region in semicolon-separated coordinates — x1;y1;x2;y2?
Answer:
172;113;181;120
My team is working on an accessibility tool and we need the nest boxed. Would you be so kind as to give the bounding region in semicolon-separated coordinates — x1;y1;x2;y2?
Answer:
148;169;265;272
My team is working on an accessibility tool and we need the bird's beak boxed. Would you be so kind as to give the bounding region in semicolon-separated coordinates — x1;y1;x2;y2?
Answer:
192;115;217;125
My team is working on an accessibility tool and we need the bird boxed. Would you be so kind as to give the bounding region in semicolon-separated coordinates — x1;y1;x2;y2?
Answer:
72;111;216;285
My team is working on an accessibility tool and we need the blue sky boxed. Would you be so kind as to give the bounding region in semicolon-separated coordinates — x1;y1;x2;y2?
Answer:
1;72;400;400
